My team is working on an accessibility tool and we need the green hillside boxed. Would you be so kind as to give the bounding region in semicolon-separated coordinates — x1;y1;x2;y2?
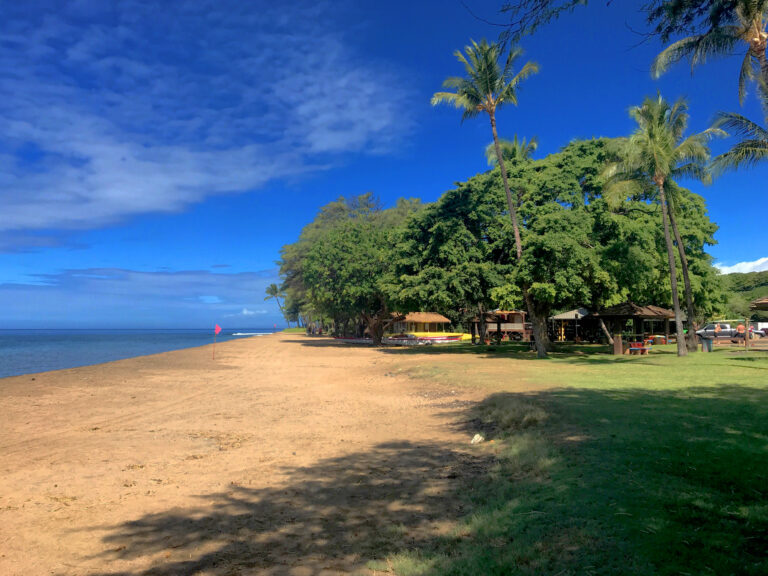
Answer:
721;270;768;320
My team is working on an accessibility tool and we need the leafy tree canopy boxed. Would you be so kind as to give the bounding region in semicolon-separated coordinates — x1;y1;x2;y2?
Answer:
279;194;422;341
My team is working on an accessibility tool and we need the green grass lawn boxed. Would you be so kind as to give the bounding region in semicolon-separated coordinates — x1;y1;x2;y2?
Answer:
376;347;768;575
282;327;307;333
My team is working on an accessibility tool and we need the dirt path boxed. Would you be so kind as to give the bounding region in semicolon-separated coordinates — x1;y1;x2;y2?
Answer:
0;333;499;575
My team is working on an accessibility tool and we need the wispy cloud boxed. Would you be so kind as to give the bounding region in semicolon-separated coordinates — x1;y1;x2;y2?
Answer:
0;267;283;328
0;1;411;249
716;257;768;275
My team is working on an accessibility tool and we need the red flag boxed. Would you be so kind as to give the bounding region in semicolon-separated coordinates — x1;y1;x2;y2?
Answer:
215;324;222;335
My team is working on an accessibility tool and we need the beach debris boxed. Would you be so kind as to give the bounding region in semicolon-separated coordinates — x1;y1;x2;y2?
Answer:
470;433;485;445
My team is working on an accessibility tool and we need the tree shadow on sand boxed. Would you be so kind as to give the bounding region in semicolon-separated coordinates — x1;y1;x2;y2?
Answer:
80;383;768;576
80;441;491;576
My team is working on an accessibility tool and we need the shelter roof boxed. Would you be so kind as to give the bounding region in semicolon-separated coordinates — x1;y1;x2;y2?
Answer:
550;308;591;321
751;296;768;311
400;312;450;323
595;302;675;319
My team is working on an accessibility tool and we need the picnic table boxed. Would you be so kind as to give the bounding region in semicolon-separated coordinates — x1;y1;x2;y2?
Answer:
627;341;651;355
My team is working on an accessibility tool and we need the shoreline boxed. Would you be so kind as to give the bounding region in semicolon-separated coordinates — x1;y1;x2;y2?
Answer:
0;330;277;381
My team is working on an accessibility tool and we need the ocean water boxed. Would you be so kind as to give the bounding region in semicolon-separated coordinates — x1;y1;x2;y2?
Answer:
0;329;277;379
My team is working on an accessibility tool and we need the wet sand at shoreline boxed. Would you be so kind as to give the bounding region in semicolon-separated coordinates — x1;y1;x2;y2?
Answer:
0;333;490;575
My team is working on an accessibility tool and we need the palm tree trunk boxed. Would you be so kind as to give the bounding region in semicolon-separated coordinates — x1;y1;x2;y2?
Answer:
667;206;698;352
490;113;523;259
490;112;549;358
659;181;687;357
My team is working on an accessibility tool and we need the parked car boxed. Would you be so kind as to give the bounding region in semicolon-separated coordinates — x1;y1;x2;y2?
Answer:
696;323;739;339
750;326;765;338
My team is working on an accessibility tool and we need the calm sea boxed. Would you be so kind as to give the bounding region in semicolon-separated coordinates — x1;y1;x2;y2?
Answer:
0;329;277;379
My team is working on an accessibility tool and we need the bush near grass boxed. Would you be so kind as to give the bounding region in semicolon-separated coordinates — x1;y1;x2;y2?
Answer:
382;348;768;575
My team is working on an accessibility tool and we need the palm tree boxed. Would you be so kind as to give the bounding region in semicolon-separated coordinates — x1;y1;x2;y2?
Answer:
432;40;538;260
652;0;768;104
484;135;538;166
264;283;288;326
665;182;707;351
605;95;722;356
431;39;551;357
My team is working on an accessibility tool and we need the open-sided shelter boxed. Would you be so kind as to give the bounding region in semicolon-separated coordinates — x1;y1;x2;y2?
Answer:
548;308;601;342
391;312;451;334
472;310;530;342
595;302;676;354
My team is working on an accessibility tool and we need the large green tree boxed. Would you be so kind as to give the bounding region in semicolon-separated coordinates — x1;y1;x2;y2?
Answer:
431;39;552;356
278;193;382;331
280;194;421;343
391;138;723;347
302;217;393;344
605;95;722;355
387;174;513;343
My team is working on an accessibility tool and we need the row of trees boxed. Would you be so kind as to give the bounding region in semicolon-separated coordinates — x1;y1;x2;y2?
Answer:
272;1;768;358
275;132;724;352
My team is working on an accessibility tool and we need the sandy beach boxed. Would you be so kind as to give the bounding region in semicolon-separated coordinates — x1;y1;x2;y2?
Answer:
0;333;491;575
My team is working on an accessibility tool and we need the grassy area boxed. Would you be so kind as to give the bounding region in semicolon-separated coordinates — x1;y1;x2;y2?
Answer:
282;327;307;333
376;347;768;575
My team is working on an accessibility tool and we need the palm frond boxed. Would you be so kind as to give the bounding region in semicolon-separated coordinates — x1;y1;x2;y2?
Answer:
687;27;741;67
673;162;712;184
651;35;704;77
712;139;768;172
714;111;768;140
501;45;524;83
738;52;758;105
485;135;538;166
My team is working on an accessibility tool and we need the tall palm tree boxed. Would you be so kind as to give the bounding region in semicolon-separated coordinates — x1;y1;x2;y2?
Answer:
431;39;551;357
652;0;768;104
605;95;722;356
665;182;706;351
484;135;538;166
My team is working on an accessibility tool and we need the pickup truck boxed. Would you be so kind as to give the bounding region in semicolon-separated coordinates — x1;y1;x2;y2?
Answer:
695;323;742;340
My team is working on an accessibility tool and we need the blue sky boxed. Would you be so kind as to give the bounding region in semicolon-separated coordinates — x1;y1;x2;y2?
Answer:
1;0;766;328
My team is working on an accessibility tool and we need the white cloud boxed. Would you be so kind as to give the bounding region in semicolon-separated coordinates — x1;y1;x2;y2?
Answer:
0;267;283;328
0;1;412;246
716;257;768;274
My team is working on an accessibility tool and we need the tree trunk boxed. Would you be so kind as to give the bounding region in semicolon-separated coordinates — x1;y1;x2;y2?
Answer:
489;111;547;358
658;181;687;357
490;113;523;259
478;304;488;345
667;205;698;352
599;318;614;345
524;290;550;358
363;314;385;346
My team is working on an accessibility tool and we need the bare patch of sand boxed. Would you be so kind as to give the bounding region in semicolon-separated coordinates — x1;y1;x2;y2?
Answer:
0;334;506;575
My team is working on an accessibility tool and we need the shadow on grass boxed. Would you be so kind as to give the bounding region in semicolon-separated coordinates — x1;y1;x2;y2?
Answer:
409;384;768;575
83;384;768;576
